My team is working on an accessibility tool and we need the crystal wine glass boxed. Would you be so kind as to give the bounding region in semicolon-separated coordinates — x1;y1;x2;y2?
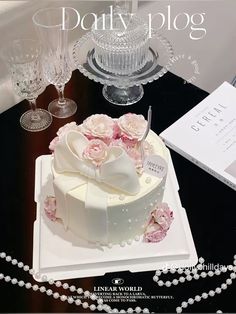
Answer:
1;39;52;132
32;7;77;119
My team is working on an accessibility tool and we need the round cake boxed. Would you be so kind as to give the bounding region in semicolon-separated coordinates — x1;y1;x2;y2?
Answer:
92;12;150;75
45;113;173;246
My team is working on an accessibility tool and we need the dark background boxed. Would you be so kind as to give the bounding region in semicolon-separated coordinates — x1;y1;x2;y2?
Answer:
0;70;235;313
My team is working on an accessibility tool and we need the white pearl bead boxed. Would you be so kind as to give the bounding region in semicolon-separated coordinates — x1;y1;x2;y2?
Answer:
216;311;223;314
193;274;200;280
188;298;194;305
53;292;60;299
221;283;227;290
186;275;192;281
5;276;11;282
18;280;24;287
63;283;69;289
69;285;76;292
233;266;236;272
6;256;12;262
97;298;103;304
143;308;150;313
179;276;185;283
0;252;6;258
67;297;74;304
25;282;32;289
90;294;97;301
41;275;47;282
153;275;158;282
226;278;232;285
127;308;133;313
170;268;176;274
234;260;236;266
120;241;126;247
201;272;207;278
48;279;54;285
82;302;89;309
172;279;179;285
127;239;132;245
215;287;221;294
77;287;83;294
0;273;3;280
234;254;236;260
32;284;39;291
23;265;30;272
215;269;221;275
209;290;215;297
35;272;41;279
84;290;90;297
40;286;46;293
135;306;142;313
156;270;161;276
75;299;81;305
221;266;227;273
90;304;96;311
165;281;171;287
228;265;233;271
208;271;214;277
11;278;17;285
60;295;67;302
230;273;236;279
181;301;188;308
202;292;208;299
18;262;23;268
185;269;191;275
29;269;35;275
120;310;126;313
192;268;198;274
197;264;203;270
177;268;183;274
199;257;205;264
46;289;53;296
195;295;201;302
55;281;62;287
176;306;182;313
163;269;168;274
97;304;103;311
158;280;164;287
11;259;17;265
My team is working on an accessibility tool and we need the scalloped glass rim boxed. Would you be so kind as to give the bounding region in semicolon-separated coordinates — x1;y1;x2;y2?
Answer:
73;32;174;89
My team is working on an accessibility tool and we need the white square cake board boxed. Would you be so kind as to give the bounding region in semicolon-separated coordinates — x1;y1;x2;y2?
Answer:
33;153;198;282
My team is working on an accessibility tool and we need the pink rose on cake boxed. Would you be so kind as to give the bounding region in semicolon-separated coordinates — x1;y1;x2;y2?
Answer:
44;196;57;222
49;122;79;151
117;113;147;146
79;114;117;144
144;203;174;243
83;139;108;167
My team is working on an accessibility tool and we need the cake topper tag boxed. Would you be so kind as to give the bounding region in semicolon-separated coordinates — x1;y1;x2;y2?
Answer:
143;155;168;178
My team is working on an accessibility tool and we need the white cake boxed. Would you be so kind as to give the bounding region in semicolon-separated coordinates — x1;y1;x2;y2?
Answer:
45;114;172;246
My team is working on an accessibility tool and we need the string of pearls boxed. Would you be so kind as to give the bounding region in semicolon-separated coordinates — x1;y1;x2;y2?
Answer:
153;255;236;313
0;252;149;313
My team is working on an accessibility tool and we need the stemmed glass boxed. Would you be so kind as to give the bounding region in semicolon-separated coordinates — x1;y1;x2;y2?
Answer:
32;7;77;119
1;39;52;132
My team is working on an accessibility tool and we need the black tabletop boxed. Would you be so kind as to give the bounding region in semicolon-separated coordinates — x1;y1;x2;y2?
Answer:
0;70;235;313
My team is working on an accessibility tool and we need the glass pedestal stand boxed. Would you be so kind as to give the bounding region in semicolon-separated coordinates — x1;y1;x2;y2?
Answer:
73;33;173;106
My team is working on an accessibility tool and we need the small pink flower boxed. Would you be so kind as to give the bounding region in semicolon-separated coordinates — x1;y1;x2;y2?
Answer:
118;113;147;143
44;196;57;222
80;114;116;143
83;139;108;167
57;122;79;138
151;203;174;231
49;122;79;152
49;136;59;152
143;223;167;243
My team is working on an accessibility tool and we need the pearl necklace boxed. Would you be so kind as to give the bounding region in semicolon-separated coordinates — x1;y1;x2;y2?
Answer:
1;251;236;313
153;256;236;313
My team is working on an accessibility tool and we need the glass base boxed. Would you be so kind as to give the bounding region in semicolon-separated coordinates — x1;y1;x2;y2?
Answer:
48;98;77;118
20;109;52;132
102;85;144;106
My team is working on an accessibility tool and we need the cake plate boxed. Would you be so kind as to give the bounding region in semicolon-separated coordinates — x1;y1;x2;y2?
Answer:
33;152;198;281
72;32;174;105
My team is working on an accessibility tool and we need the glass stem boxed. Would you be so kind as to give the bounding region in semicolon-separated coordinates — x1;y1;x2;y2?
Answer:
56;85;66;107
29;99;41;121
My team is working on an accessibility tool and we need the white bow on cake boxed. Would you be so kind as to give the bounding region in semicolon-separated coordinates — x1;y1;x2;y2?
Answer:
52;131;140;243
